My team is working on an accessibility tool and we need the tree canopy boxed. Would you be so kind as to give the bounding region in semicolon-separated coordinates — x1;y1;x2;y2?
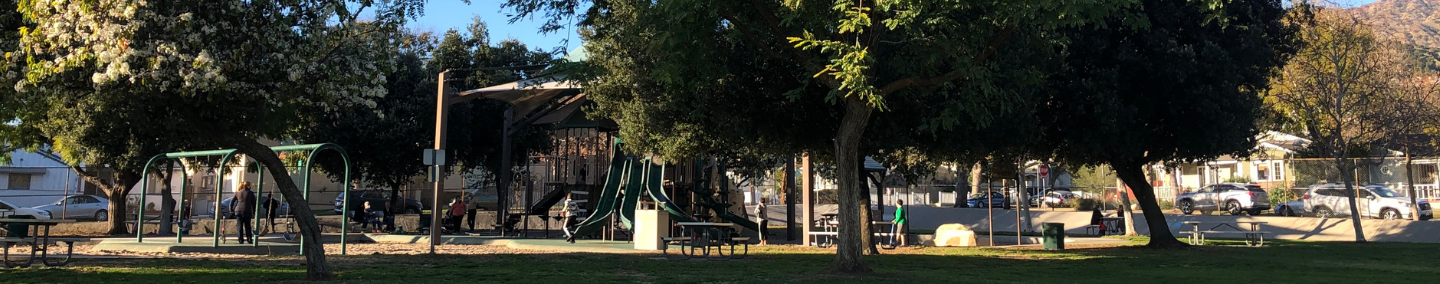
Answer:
509;0;1135;272
1039;0;1298;247
11;0;425;279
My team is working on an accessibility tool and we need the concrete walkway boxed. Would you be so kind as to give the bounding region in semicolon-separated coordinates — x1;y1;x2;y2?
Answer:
365;234;644;254
90;236;300;255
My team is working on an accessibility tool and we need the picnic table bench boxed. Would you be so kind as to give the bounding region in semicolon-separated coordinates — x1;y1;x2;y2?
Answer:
807;220;901;249
662;222;750;260
0;218;86;268
1180;221;1269;247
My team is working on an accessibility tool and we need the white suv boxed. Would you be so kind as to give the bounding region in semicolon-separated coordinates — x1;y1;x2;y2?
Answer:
1301;184;1433;220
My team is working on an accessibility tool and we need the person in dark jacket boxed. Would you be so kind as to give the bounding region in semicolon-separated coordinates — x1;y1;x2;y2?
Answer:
234;181;258;244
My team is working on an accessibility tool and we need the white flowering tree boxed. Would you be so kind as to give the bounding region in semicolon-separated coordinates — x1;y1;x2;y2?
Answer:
14;0;423;279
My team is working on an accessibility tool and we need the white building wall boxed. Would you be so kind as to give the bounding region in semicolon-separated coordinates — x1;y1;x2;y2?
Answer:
1;150;84;207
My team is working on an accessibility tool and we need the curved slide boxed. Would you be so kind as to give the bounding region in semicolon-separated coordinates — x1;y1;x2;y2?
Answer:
642;162;697;223
566;150;629;239
616;159;645;230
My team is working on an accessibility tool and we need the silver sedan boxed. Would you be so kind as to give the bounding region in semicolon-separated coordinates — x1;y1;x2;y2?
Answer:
31;195;110;221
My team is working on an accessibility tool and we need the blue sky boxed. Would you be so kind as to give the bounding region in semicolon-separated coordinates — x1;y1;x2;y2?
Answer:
406;0;1385;54
408;1;583;54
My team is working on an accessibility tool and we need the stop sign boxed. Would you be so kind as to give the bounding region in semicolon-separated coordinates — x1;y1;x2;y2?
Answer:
1038;165;1049;178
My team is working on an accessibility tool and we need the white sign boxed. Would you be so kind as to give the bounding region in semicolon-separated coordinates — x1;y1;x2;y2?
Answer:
423;149;446;166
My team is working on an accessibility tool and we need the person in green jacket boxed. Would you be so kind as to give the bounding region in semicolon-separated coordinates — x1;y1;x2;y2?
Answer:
891;199;908;247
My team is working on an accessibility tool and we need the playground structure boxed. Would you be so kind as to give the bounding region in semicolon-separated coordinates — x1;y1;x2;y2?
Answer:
133;143;352;255
564;138;760;241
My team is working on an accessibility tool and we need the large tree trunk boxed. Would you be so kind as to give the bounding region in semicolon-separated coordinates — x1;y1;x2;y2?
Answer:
158;162;177;235
1116;177;1136;236
828;96;874;273
970;161;983;195
1113;161;1187;248
953;162;965;207
858;171;878;255
81;168;141;236
1337;159;1367;242
1406;145;1421;221
224;135;332;280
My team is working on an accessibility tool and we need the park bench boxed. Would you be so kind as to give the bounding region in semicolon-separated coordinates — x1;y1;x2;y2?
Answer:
1180;221;1269;247
1;237;91;268
660;236;692;259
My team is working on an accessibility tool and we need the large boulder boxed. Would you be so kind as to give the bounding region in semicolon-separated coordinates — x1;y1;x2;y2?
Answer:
934;223;977;247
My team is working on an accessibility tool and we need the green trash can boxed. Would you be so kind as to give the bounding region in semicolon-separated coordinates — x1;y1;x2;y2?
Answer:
1042;222;1064;250
5;215;35;238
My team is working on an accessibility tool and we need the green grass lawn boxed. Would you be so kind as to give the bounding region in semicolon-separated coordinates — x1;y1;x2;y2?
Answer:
3;238;1433;283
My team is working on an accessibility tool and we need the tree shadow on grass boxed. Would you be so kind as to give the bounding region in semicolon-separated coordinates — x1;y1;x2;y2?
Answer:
6;242;1438;283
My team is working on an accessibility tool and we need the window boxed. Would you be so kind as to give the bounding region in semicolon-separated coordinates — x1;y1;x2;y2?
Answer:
6;174;31;190
1271;161;1284;181
1255;162;1270;182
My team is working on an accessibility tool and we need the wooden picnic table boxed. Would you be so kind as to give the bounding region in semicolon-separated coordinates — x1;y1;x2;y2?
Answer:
0;218;85;268
1181;221;1269;247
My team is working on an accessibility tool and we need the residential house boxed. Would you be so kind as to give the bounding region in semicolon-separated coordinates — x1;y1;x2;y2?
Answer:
0;150;86;207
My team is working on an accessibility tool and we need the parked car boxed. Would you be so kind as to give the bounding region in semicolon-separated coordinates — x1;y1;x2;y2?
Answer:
1302;184;1433;220
1274;200;1306;216
967;191;1007;208
334;190;423;215
216;195;290;219
0;199;52;219
465;187;499;211
30;195;107;220
1039;190;1078;207
1176;183;1271;215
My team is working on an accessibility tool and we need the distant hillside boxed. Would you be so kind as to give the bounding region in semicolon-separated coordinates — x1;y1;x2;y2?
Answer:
1350;0;1440;49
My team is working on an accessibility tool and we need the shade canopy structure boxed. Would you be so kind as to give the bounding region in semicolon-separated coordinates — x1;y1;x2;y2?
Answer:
430;70;598;251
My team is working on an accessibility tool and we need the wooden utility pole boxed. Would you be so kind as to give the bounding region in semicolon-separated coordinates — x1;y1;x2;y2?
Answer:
784;159;796;241
802;155;815;245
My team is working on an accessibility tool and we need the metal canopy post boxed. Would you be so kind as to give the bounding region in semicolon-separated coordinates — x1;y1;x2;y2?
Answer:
252;164;265;247
213;152;239;247
177;160;190;243
137;155;167;242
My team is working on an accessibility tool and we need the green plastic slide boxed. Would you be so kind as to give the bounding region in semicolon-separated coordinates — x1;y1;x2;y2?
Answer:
643;162;697;223
617;158;645;230
566;150;629;239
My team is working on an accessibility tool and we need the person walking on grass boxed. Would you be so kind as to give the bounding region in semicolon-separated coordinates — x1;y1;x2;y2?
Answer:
562;195;581;243
234;181;257;244
890;199;908;247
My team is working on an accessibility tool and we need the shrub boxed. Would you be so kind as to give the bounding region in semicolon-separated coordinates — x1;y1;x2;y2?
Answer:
1224;176;1252;183
1268;185;1298;206
1157;199;1176;210
1071;198;1103;211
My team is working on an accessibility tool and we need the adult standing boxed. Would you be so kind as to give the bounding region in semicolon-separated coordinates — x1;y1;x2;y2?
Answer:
465;192;479;231
234;181;257;244
449;198;466;232
755;201;768;245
